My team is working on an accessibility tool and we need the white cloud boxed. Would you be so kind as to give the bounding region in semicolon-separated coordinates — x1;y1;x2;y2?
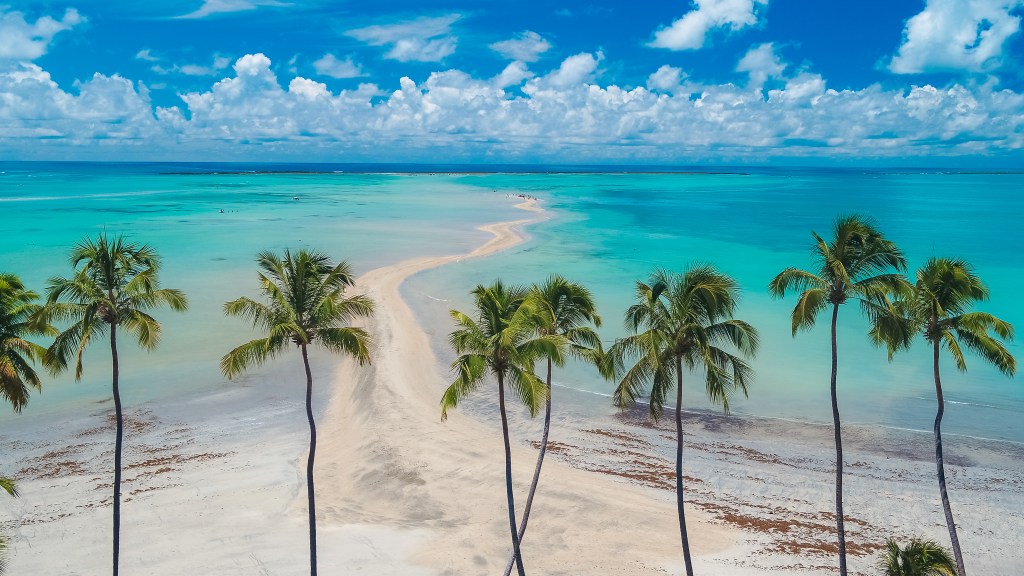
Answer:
313;54;364;79
533;52;602;89
647;65;686;93
490;31;552;62
0;8;84;61
493;61;534;88
650;0;768;51
2;53;1024;162
177;0;289;19
889;0;1024;73
347;15;460;62
737;43;786;89
152;55;232;76
135;49;160;62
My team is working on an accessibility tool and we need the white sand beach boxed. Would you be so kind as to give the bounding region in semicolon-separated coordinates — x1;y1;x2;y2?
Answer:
2;198;1022;575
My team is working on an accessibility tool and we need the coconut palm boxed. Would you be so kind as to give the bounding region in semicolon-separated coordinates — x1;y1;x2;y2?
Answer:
768;215;907;576
502;275;603;576
221;249;373;576
0;476;18;575
441;280;557;576
40;233;187;576
0;273;54;412
605;266;758;576
870;258;1015;576
878;538;957;576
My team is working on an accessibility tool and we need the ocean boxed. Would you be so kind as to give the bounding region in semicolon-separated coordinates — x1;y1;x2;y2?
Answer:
2;162;1021;444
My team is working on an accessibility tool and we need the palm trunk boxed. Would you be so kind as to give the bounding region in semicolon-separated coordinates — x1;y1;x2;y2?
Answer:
830;303;847;576
503;358;552;576
301;344;318;576
676;356;693;576
933;338;966;576
110;324;122;576
498;371;526;576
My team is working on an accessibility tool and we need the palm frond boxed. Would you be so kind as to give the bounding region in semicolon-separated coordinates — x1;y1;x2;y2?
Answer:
441;353;487;421
220;337;286;379
317;327;372;365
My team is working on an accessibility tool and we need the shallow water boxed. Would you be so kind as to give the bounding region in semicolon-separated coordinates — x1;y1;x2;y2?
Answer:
3;163;1021;444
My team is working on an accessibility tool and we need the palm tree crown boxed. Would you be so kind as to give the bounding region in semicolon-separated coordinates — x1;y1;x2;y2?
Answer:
769;214;908;334
607;266;758;417
0;273;53;412
41;234;188;377
221;249;374;377
441;281;557;421
872;257;1015;374
879;538;957;576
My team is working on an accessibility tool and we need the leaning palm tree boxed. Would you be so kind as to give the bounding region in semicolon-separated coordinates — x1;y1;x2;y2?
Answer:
441;281;557;576
870;258;1015;576
40;233;187;576
878;538;957;576
502;275;603;576
605;266;758;576
1;273;54;412
221;249;373;576
769;215;907;576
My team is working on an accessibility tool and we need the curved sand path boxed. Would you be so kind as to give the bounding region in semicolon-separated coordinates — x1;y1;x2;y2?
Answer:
313;199;737;574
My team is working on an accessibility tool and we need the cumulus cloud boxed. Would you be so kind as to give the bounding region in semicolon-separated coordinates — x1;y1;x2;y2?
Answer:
2;53;1024;162
889;0;1024;74
177;0;289;19
493;61;534;88
737;43;786;89
533;52;601;89
650;0;768;51
490;31;552;62
313;54;364;79
0;8;84;61
347;15;460;62
647;65;687;93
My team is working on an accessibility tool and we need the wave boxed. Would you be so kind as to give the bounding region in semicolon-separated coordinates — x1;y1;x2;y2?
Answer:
0;189;169;203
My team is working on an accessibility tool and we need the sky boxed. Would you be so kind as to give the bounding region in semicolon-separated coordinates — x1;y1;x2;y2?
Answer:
1;0;1024;166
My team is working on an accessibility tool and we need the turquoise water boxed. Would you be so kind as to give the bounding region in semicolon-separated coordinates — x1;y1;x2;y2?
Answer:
2;163;1022;443
408;171;1024;443
0;163;519;416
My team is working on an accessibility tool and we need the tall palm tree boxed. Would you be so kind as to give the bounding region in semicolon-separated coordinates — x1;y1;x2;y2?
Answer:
870;258;1015;576
878;538;957;576
441;281;557;576
768;215;907;576
605;266;758;576
502;275;604;576
40;234;187;576
0;273;53;412
221;249;373;576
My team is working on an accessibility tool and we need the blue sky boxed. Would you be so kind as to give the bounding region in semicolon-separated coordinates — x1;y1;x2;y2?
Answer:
2;0;1024;165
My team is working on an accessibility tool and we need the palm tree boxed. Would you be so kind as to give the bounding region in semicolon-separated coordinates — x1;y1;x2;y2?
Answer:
221;249;373;576
878;538;957;576
605;266;758;576
40;234;187;576
870;258;1015;576
0;476;18;575
502;275;603;576
441;281;557;576
768;215;907;576
0;273;53;412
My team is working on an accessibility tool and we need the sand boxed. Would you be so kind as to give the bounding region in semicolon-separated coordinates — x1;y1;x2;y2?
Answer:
2;197;1022;575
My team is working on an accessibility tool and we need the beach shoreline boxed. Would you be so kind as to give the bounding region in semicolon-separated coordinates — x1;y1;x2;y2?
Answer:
2;195;1022;575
